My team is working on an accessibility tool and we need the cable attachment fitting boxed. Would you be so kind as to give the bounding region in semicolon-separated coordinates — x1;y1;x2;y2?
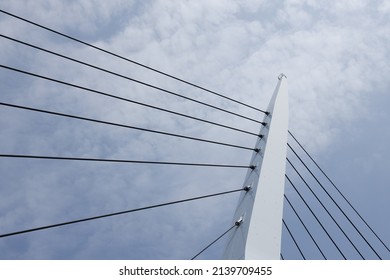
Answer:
254;148;260;153
278;73;287;80
249;165;256;170
261;122;267;126
243;185;252;192
258;134;264;139
235;216;244;227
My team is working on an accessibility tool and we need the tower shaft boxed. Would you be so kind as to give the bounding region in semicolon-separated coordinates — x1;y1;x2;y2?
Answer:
223;74;288;259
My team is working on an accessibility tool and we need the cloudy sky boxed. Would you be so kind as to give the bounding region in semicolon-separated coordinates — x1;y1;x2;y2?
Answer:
0;0;389;260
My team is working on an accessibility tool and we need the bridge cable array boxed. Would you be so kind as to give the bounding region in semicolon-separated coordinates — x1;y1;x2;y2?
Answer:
287;157;365;259
0;63;264;126
289;131;390;254
0;8;266;259
0;8;388;259
284;194;327;259
284;174;347;260
283;133;389;259
0;10;268;115
288;142;382;259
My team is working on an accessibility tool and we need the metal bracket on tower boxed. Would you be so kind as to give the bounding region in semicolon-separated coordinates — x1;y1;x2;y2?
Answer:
223;74;289;260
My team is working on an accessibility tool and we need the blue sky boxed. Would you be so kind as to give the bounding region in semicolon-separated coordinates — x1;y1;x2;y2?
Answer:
0;0;389;259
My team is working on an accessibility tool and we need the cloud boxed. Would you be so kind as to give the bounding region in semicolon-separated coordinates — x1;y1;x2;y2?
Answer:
0;0;389;259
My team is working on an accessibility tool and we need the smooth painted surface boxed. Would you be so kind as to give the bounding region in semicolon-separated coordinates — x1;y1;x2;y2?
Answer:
223;75;288;259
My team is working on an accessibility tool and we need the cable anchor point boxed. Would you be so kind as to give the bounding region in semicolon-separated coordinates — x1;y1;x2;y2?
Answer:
235;216;244;227
278;73;287;80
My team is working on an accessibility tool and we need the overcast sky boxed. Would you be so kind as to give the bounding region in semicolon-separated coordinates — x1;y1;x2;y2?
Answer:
0;0;389;260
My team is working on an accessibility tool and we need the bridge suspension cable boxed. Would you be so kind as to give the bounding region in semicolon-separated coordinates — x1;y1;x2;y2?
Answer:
0;154;255;169
191;222;240;260
0;187;247;239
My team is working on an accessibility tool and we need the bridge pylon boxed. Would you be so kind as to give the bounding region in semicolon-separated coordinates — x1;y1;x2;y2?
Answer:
223;74;289;260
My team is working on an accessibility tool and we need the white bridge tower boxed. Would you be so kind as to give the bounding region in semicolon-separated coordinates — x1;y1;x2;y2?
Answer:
223;74;289;259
